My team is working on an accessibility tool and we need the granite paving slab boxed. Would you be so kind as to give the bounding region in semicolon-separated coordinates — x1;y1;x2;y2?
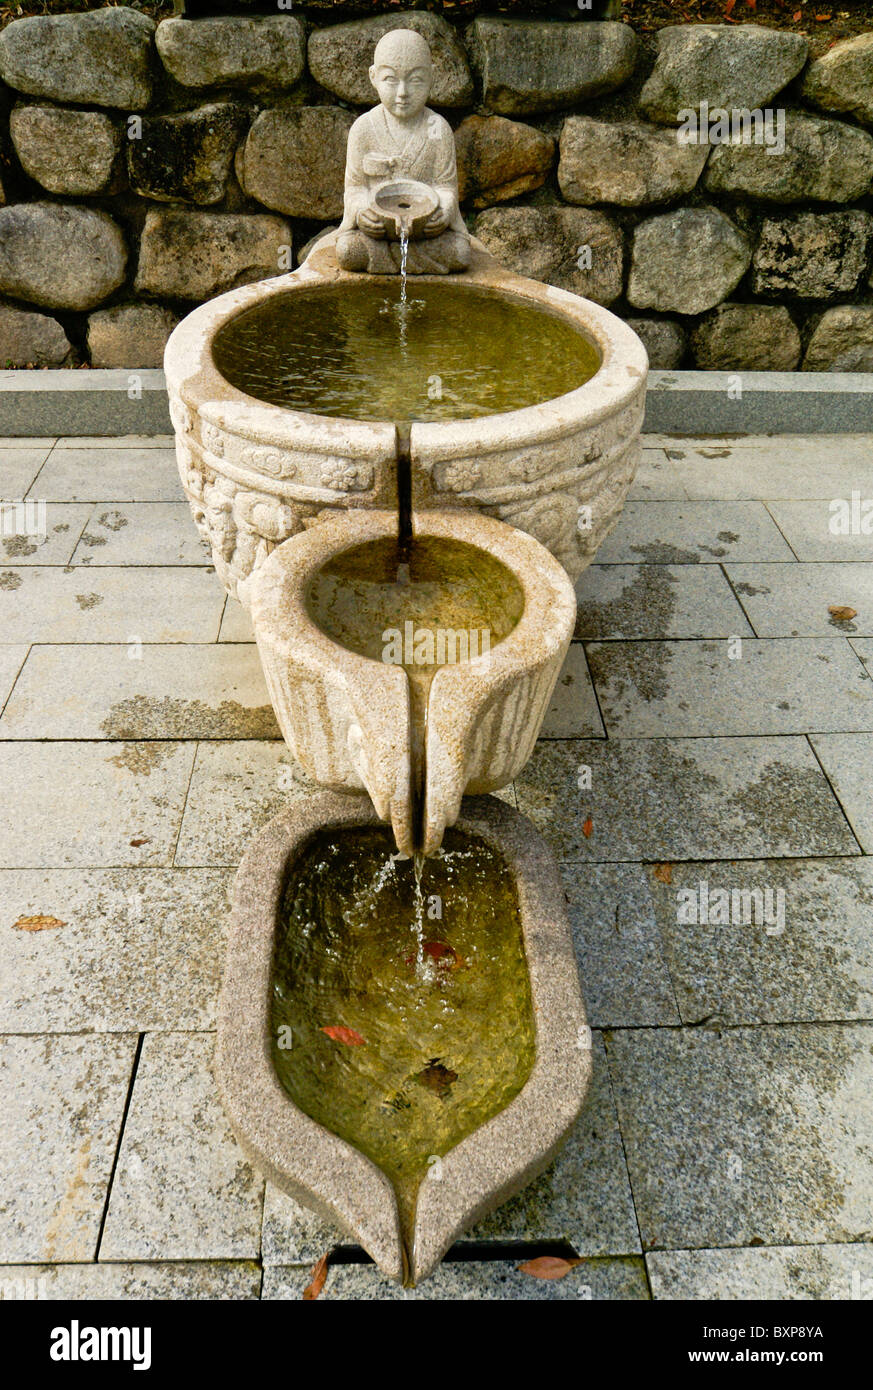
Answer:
626;448;688;501
99;1032;264;1262
597;501;795;565
0;1033;137;1263
561;863;680;1028
0;644;27;711
0;740;196;867
810;733;873;853
72;503;209;567
586;638;873;738
727;563;873;637
218;598;255;643
0;1261;261;1300
647;1242;873;1301
515;738;858;863
575;564;754;640
0;447;54;498
606;1022;873;1251
27;449;184;503
0;566;224;643
654;858;873;1026
0;643;277;739
540;642;604;739
765;500;873;563
262;1256;650;1300
174;740;314;868
661;440;873;502
0;867;232;1032
1;503;91;566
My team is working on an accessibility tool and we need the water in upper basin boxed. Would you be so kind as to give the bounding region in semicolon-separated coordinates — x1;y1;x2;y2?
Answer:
211;281;601;422
270;824;536;1255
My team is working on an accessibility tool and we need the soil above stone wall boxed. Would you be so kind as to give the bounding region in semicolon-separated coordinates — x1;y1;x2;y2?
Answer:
1;3;872;372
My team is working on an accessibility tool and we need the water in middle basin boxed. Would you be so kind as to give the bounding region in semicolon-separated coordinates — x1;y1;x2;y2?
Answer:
211;280;600;421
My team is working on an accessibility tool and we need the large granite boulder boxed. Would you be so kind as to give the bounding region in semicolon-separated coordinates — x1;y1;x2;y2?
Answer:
0;299;72;367
473;205;623;306
155;16;305;94
624;317;685;370
0;8;155;110
690;304;801;371
628;207;751;315
559;116;708;206
134;209;291;301
751;211;873;299
455;115;554;208
237;107;353;221
703;112;873;204
0;202;126;311
466;18;637;116
640;24;808;125
10;104;122;197
87;302;179;369
803;306;873;372
128;103;249;206
309;14;472;107
802;34;873;128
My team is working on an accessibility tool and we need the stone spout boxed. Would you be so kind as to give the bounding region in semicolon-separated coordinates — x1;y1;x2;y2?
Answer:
249;509;576;857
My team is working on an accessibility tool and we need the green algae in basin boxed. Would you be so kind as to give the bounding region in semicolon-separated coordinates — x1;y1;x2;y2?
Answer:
270;825;536;1243
211;280;600;422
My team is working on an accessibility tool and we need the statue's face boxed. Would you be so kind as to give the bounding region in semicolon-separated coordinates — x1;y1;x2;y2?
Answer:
369;57;432;119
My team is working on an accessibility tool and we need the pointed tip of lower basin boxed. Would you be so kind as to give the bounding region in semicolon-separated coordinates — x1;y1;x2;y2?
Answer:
217;790;590;1287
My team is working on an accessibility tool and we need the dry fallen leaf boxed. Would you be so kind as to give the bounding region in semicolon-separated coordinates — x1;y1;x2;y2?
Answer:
321;1025;366;1046
653;863;673;884
828;605;857;622
13;915;66;932
129;837;150;847
582;816;593;839
518;1255;585;1281
302;1252;329;1300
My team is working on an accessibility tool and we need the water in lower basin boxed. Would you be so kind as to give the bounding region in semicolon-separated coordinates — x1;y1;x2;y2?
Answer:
306;534;525;846
211;280;600;421
270;824;536;1266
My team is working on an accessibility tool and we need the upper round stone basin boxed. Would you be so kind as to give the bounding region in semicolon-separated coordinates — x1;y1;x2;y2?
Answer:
164;233;648;606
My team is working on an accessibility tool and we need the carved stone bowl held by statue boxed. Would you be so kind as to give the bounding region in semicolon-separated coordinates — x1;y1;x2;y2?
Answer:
371;180;439;239
164;232;648;606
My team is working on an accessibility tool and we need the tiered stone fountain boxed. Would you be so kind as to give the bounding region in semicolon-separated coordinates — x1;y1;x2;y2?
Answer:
165;29;647;1288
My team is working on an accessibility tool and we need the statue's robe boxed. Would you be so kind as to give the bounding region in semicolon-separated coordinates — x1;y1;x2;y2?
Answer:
337;105;470;275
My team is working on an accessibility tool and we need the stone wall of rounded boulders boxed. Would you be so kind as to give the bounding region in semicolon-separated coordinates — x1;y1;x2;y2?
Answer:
1;6;873;370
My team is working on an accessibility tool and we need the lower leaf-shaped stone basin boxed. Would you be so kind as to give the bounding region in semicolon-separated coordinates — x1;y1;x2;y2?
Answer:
217;790;590;1286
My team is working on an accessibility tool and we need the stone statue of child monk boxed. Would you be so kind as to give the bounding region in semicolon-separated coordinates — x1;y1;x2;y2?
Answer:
336;29;471;275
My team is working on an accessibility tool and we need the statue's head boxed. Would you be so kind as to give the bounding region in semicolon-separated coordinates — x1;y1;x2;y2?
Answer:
369;29;433;120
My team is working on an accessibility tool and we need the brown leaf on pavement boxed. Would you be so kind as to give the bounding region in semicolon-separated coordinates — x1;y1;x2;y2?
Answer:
518;1255;585;1281
303;1252;329;1300
13;915;66;932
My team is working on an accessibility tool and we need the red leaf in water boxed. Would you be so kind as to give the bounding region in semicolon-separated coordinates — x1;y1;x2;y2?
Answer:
302;1252;329;1300
724;0;736;15
321;1025;366;1046
582;816;594;839
518;1255;585;1281
423;940;459;967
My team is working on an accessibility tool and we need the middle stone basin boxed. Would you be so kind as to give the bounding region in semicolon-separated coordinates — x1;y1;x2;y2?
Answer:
250;507;576;856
